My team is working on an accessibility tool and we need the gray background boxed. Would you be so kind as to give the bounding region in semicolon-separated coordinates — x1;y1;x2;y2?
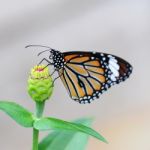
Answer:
0;0;149;149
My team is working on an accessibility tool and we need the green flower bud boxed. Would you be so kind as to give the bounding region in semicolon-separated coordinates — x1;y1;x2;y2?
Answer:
27;65;53;102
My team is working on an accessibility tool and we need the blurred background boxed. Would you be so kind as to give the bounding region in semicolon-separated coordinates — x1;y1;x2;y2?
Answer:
0;0;150;149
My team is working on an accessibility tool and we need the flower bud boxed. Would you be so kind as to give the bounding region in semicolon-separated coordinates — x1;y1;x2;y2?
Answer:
27;65;53;102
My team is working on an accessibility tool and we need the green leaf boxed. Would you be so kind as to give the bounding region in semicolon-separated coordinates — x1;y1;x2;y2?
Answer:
34;117;108;143
39;131;60;150
0;101;34;127
39;118;92;150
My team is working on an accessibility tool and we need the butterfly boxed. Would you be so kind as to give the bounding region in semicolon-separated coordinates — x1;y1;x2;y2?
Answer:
26;45;133;104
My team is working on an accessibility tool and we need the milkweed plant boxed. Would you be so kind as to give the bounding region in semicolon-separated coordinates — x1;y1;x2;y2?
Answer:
0;65;107;150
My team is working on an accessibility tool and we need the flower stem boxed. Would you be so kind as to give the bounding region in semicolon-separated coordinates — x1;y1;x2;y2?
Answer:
32;128;39;150
32;102;45;150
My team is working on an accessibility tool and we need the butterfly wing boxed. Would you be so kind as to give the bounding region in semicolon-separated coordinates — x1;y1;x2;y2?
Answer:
58;51;133;104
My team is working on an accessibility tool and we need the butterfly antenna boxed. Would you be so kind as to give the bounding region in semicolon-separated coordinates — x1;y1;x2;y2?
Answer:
25;45;53;56
37;49;52;56
25;45;51;49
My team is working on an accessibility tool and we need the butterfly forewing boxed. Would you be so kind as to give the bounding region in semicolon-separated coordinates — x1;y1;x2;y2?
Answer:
57;51;132;104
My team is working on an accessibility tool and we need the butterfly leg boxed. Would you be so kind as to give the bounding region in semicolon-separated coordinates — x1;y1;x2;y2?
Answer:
38;58;53;65
51;72;63;87
50;70;56;76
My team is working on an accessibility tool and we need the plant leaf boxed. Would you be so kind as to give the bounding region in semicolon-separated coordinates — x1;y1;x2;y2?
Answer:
39;118;92;150
34;117;108;143
0;101;34;127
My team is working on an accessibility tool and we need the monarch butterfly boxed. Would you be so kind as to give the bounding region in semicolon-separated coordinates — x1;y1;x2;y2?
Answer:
26;45;133;104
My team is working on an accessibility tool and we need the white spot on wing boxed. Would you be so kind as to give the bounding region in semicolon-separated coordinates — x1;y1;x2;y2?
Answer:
108;55;115;59
110;57;117;63
109;64;119;77
109;59;119;70
108;57;120;82
102;57;106;61
110;74;117;81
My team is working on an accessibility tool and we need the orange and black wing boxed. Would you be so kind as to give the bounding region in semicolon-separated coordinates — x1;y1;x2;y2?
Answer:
58;51;132;104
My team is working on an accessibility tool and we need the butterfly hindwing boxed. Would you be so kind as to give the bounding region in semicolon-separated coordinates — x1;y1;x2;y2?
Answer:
58;51;132;104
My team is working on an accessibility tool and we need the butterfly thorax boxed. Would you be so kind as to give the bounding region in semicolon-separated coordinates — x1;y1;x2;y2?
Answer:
51;49;65;70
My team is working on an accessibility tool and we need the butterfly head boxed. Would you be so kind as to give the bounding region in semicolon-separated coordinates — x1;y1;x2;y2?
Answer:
33;46;65;70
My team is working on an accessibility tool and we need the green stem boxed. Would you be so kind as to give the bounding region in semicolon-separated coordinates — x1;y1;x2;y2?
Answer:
32;102;45;150
32;128;39;150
